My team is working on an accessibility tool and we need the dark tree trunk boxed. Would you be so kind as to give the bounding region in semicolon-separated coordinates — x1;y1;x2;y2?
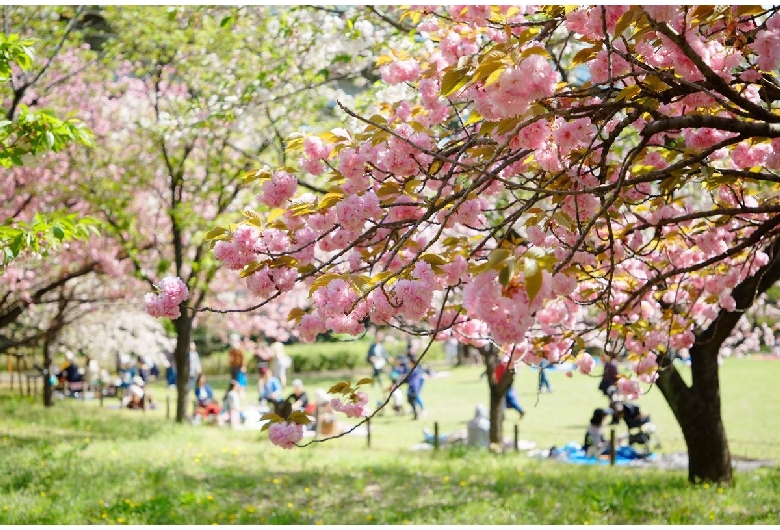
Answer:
482;344;514;447
656;350;731;484
42;348;54;408
488;382;505;446
173;314;194;422
656;237;780;483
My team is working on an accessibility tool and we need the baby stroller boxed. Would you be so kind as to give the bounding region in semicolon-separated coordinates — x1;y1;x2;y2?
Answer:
609;398;661;457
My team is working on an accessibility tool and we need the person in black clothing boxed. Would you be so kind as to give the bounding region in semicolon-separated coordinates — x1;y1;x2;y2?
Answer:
288;379;309;412
598;354;619;397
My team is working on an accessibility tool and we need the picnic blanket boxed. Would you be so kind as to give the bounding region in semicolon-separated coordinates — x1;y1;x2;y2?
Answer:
529;442;657;466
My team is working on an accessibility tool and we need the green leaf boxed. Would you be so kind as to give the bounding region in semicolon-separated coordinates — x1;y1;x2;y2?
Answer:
420;253;449;266
524;257;542;303
356;377;374;386
328;381;352;395
498;260;515;286
51;226;65;240
204;226;229;241
259;412;283;423
288;411;311;425
440;67;469;97
487;248;512;267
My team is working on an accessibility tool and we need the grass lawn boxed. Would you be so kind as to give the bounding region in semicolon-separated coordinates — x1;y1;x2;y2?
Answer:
1;357;779;524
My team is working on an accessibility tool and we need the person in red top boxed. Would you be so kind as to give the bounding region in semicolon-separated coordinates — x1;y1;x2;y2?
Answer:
495;361;525;419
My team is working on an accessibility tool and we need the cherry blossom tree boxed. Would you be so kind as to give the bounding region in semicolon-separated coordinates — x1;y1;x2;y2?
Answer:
1;6;138;406
1;10;99;267
89;5;398;421
156;5;780;483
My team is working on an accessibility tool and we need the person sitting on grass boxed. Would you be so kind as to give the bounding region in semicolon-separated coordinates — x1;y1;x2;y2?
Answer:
258;367;284;413
583;408;610;458
194;373;220;419
127;376;146;409
288;379;311;413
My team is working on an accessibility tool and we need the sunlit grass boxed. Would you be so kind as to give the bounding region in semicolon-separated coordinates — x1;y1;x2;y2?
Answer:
1;357;779;523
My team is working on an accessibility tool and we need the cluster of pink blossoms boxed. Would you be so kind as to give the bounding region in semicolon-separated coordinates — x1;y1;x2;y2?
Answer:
753;14;780;71
267;421;304;449
576;353;596;375
634;353;659;384
471;54;559;120
213;225;261;271
259;170;298;208
330;392;369;418
144;276;189;319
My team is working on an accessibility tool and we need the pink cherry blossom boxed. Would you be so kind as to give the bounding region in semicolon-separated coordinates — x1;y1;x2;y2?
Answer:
576;352;596;375
268;421;304;449
303;136;332;160
330;391;369;418
259;170;298;208
379;58;421;85
753;27;780;71
299;313;327;343
144;276;189;319
617;378;642;400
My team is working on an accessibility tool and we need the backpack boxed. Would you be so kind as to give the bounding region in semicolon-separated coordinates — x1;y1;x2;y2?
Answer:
366;343;377;363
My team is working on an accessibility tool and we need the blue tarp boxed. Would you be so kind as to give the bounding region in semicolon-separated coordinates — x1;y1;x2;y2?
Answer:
545;442;658;466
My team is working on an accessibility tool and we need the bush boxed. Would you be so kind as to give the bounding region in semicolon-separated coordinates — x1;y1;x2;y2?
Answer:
290;349;362;374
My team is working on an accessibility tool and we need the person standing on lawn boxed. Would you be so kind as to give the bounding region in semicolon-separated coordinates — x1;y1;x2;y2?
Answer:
366;331;388;389
228;334;245;382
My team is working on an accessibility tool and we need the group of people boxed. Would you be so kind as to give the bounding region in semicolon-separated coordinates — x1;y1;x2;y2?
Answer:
52;350;163;410
188;335;314;429
367;332;433;421
582;354;654;458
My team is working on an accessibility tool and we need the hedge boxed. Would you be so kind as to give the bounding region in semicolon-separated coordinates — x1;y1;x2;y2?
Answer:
290;348;361;373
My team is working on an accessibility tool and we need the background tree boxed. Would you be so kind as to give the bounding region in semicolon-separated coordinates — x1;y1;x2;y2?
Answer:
179;5;780;483
86;5;396;421
1;6;133;405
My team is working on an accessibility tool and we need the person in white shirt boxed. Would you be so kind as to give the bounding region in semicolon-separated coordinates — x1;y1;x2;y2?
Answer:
466;404;491;448
367;331;387;388
221;380;242;428
188;342;201;388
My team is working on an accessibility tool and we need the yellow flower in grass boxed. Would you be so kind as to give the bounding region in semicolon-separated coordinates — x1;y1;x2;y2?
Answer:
459;480;467;487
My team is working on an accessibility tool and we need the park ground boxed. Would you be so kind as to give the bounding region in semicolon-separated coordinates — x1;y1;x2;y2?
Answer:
1;357;780;524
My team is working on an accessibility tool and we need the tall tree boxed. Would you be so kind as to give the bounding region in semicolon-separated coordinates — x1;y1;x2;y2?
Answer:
164;5;780;483
90;6;394;421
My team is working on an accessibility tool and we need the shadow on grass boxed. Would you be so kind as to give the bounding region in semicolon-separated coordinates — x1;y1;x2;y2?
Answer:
2;393;780;525
4;442;780;525
0;394;169;442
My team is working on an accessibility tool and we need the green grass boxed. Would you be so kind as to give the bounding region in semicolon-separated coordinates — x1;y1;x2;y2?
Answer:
198;336;445;376
1;358;779;524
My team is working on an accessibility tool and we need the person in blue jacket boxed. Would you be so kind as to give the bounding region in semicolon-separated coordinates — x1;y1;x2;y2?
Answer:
405;358;425;420
194;373;214;407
